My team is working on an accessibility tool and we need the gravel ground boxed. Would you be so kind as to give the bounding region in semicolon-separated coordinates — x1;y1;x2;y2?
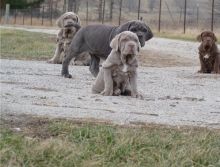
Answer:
1;59;220;128
1;26;220;128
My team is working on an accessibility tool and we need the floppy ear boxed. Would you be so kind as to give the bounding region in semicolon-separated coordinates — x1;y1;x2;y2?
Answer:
76;15;81;25
110;34;120;51
197;33;202;42
56;15;64;28
145;25;153;41
137;41;141;52
213;33;218;42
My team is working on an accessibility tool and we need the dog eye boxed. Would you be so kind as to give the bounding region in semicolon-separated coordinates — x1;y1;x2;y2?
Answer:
143;28;148;32
131;28;137;32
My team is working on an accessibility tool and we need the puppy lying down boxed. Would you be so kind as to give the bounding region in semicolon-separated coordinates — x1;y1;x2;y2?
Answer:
92;31;142;98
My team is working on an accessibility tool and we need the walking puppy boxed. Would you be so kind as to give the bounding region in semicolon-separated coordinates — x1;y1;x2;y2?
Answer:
92;31;142;98
61;20;153;78
47;12;81;64
197;31;220;74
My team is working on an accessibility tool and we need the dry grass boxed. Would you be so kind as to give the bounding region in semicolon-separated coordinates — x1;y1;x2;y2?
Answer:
0;28;56;61
0;115;220;167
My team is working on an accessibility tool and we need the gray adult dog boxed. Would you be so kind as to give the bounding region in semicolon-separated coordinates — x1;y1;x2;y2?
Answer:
92;31;141;98
61;20;153;78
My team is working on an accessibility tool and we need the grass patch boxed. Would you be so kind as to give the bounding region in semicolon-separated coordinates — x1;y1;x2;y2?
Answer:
0;115;220;167
0;29;56;60
1;28;219;63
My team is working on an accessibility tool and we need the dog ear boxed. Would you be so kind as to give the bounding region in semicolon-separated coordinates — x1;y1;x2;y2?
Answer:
75;15;81;25
145;25;153;41
110;34;120;51
197;33;202;42
137;41;141;52
213;33;218;42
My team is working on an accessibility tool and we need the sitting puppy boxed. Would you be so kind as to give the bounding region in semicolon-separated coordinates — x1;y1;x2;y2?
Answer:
197;31;220;74
48;12;89;65
92;31;141;98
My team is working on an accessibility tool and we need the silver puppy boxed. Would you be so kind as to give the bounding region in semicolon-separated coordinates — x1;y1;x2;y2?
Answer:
47;12;82;64
92;31;141;98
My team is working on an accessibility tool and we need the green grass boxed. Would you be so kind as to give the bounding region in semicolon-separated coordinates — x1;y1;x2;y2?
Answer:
0;29;219;62
0;29;56;60
1;117;220;167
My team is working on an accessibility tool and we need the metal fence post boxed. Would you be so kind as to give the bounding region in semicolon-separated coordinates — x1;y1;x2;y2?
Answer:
14;9;17;24
42;6;44;25
102;0;105;24
211;0;214;31
50;0;53;26
22;10;25;25
158;0;162;32
138;0;141;20
0;8;2;23
183;0;187;34
30;7;33;25
119;0;122;25
196;4;199;27
86;1;88;25
4;4;10;24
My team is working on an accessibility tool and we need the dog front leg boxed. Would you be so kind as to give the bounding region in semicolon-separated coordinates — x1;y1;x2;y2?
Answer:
48;43;63;64
89;55;100;77
101;68;113;96
129;73;142;98
198;55;208;73
212;54;220;74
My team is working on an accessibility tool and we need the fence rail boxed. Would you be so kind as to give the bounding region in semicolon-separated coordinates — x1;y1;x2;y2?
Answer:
0;0;220;33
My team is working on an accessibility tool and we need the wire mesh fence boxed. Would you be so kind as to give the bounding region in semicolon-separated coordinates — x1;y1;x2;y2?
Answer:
0;0;220;33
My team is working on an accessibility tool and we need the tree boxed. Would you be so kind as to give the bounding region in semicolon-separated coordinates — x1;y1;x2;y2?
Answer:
1;0;44;9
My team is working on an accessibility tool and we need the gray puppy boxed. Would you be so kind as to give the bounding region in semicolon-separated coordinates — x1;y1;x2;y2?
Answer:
92;31;141;98
62;20;153;78
47;12;81;64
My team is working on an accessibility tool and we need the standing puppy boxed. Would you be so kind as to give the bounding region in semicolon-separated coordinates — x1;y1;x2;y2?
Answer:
61;20;153;78
92;31;141;98
47;12;81;64
197;31;220;74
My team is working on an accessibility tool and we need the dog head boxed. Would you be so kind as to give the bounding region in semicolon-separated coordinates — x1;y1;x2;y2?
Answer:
117;20;153;47
56;12;81;28
197;31;217;52
110;31;140;72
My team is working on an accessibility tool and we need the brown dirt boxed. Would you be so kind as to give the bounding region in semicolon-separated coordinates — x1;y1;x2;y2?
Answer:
138;50;197;67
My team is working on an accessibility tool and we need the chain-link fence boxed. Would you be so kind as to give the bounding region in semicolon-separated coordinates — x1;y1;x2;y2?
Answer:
0;0;220;33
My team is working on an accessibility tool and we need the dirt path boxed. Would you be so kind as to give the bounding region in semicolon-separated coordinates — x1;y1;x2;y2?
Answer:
1;26;220;128
1;59;220;128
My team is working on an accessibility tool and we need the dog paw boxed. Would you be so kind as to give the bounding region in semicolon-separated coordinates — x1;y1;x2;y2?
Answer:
131;92;143;99
113;89;121;96
62;73;72;78
100;90;113;96
47;59;55;64
47;59;62;64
